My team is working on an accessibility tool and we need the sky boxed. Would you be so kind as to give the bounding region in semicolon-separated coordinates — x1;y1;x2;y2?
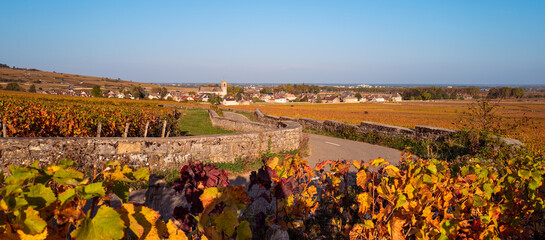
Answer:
1;1;544;85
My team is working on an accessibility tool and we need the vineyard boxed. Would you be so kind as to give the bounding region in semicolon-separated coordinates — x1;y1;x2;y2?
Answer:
223;100;545;153
1;151;543;239
0;91;182;137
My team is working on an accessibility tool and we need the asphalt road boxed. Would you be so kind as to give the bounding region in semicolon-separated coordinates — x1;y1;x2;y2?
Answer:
306;133;403;168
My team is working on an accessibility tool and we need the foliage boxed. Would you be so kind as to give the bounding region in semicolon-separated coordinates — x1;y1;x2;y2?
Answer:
5;82;23;91
0;91;182;137
171;161;252;240
129;85;147;99
91;85;102;97
28;84;36;93
0;160;187;239
487;87;524;99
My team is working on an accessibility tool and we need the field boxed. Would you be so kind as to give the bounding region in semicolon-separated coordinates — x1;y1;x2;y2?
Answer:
0;67;197;92
223;100;545;152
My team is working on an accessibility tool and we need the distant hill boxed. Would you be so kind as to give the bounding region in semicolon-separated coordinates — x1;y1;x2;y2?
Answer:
0;64;196;92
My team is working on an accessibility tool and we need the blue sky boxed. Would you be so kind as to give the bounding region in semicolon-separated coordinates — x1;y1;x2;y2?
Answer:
1;1;544;85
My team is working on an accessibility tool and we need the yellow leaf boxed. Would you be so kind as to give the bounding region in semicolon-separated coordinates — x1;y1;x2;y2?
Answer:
404;184;415;199
353;160;361;170
390;217;405;240
46;165;60;174
267;157;279;169
384;165;401;178
166;220;188;240
357;193;370;215
17;228;47;240
370;158;386;167
356;170;367;188
200;187;219;214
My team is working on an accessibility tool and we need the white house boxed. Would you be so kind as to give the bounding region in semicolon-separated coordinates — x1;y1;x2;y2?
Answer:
222;97;239;105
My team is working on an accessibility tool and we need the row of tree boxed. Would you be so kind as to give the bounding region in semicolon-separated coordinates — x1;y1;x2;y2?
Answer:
1;82;36;92
487;87;524;99
259;84;321;94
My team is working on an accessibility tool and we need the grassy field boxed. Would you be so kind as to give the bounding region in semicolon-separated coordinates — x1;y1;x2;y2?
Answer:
222;100;545;153
178;108;234;136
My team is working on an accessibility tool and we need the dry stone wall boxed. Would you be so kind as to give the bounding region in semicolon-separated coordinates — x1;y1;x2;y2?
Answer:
0;108;302;172
252;108;522;146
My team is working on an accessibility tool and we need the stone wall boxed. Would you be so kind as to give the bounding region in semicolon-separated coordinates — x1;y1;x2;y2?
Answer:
0;108;302;172
252;108;521;146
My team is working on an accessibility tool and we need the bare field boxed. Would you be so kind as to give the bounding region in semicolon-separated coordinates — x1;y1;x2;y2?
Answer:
223;100;545;153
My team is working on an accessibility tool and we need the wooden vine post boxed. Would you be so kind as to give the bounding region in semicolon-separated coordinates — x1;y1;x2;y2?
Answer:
124;123;130;138
144;121;150;138
96;122;102;138
161;120;167;138
2;119;7;138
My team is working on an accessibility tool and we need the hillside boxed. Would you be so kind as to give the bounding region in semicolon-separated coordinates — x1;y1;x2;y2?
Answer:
0;64;196;93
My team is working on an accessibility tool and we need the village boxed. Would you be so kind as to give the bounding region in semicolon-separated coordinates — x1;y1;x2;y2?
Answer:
35;79;404;105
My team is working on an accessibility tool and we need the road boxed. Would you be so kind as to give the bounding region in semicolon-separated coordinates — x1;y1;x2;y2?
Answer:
306;134;403;168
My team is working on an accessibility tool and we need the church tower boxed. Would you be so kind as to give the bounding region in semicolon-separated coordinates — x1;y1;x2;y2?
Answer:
221;80;227;96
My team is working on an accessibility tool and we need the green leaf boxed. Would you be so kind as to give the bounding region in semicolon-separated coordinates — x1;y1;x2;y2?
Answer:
5;195;29;211
53;168;84;186
5;167;38;185
79;182;106;200
518;169;531;180
439;220;456;240
214;210;238;237
395;194;407;209
427;165;437;175
16;207;47;235
363;220;374;228
473;195;486;207
23;184;57;209
529;179;540;191
133;168;149;181
113;182;130;203
58;159;76;168
483;183;493;199
58;188;76;206
237;221;252;240
71;206;124;240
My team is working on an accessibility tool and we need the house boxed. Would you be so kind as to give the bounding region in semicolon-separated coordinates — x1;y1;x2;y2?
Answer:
285;93;297;101
180;96;194;102
274;98;287;103
323;96;340;103
238;100;250;105
372;97;385;103
148;93;161;100
390;93;403;102
342;97;359;103
222;97;239;105
198;80;227;97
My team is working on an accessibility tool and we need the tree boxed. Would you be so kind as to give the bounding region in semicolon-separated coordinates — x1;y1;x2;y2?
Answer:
130;86;147;99
355;93;362;101
5;82;23;91
512;88;524;98
91;85;102;97
209;95;223;105
28;84;36;93
421;92;432;100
